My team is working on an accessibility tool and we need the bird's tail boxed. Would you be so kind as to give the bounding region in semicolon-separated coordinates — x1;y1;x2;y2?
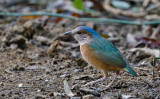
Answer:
126;66;138;77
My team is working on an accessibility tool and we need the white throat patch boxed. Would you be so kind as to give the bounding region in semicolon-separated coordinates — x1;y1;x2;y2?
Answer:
73;33;92;46
79;38;92;45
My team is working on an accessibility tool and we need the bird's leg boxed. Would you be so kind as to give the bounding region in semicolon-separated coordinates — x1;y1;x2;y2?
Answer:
102;71;119;90
82;71;108;87
82;76;107;87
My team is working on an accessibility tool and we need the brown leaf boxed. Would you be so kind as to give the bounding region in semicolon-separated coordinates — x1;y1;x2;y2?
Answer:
21;15;41;21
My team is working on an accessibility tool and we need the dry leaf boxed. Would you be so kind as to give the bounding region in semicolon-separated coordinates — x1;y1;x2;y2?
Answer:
63;79;74;97
122;94;133;99
129;48;160;57
127;33;137;46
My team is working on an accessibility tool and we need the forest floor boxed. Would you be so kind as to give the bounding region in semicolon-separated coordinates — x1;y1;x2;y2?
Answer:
0;0;160;99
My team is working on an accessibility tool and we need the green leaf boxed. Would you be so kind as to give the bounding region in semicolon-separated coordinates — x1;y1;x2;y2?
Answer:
156;57;160;59
73;0;84;11
131;6;140;12
111;0;130;10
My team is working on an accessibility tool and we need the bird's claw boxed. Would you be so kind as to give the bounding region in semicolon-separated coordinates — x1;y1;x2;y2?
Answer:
81;77;107;87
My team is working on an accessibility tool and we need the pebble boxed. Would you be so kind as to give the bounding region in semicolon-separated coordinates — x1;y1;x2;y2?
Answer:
74;69;82;73
10;44;18;50
71;51;79;58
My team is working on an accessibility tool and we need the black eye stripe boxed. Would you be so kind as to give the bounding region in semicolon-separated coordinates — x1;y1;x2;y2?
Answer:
77;31;82;34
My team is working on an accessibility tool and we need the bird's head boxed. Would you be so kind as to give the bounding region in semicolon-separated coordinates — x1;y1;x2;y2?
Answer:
65;26;101;45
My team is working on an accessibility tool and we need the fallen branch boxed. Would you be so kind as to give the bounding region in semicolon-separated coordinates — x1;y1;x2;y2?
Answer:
0;12;160;25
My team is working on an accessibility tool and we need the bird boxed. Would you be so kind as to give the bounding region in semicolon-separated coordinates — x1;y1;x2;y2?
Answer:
64;26;137;89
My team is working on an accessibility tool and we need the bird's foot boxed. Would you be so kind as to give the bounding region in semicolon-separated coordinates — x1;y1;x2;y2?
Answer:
100;75;117;91
82;76;107;87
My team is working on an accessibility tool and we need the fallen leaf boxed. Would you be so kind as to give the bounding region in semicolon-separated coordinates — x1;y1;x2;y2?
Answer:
136;37;160;48
55;17;63;23
21;15;41;21
111;0;130;10
129;48;160;57
64;79;74;97
47;40;59;55
73;0;84;11
72;13;80;17
122;94;134;99
127;33;137;46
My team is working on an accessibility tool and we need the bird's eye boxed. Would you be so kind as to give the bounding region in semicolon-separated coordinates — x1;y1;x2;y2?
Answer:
77;31;82;34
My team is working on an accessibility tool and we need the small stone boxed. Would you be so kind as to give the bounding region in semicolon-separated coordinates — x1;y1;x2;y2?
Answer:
10;44;18;50
60;65;65;69
74;69;82;73
71;51;79;58
2;36;7;42
34;53;40;59
71;97;81;99
96;88;102;92
18;83;23;87
37;89;41;92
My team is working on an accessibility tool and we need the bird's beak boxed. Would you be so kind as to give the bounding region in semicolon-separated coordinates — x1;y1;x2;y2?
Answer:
64;31;73;35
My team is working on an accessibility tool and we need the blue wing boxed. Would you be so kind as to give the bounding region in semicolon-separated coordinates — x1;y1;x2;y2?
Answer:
89;38;128;68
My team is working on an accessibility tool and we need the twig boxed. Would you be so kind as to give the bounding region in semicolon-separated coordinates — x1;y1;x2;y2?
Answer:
153;55;156;80
153;55;160;79
0;12;160;25
0;12;77;20
151;25;160;38
143;0;150;7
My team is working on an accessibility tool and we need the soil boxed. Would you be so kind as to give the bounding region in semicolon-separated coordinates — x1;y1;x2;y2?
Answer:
0;19;160;99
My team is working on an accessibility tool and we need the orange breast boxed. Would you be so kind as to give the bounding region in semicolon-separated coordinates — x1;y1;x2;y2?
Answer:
80;44;122;72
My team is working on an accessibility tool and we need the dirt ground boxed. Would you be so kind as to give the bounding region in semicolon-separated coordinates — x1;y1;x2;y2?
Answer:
0;18;160;99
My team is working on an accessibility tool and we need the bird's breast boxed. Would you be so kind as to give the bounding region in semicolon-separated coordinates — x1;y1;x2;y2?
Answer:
80;44;122;71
